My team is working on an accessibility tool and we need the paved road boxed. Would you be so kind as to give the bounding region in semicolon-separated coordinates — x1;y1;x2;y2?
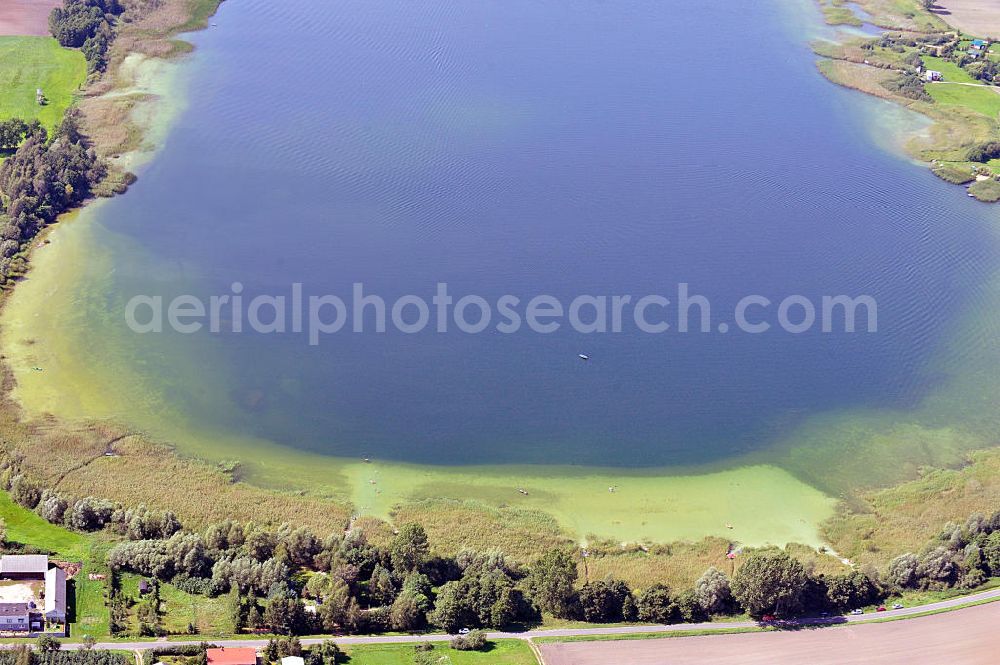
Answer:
25;585;998;652
540;599;1000;665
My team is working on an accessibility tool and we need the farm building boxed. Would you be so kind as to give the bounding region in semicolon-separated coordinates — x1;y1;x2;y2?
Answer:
0;555;67;633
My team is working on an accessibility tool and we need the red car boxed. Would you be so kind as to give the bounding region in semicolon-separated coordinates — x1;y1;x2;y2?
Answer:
761;614;777;622
876;606;887;612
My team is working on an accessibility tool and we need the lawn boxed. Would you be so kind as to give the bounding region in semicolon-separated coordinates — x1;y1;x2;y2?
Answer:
341;640;538;665
921;56;977;84
0;36;86;130
926;82;1000;119
0;490;89;560
120;573;233;636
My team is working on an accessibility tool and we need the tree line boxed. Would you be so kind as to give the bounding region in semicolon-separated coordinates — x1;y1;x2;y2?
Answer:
0;111;106;284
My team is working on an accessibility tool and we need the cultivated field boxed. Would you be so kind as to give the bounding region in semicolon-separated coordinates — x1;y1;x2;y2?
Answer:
540;601;1000;665
0;0;60;37
934;0;1000;38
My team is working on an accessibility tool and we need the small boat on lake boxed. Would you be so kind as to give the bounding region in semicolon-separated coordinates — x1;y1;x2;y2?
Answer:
578;354;589;361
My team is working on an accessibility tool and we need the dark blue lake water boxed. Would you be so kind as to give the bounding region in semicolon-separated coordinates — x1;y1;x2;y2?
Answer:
83;0;999;466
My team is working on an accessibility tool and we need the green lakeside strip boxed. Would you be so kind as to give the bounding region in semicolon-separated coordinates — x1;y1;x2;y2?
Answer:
0;36;86;131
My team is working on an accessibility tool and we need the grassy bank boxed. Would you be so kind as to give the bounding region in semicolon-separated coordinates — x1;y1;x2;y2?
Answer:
341;641;538;665
0;36;86;131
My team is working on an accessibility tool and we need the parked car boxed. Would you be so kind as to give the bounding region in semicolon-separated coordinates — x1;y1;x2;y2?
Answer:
892;603;904;610
458;628;470;635
876;606;887;612
761;614;776;622
850;609;863;615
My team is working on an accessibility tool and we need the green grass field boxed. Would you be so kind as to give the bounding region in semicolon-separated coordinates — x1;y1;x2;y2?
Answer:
921;57;977;85
341;640;538;665
0;36;87;130
0;490;89;560
119;573;233;636
926;82;1000;119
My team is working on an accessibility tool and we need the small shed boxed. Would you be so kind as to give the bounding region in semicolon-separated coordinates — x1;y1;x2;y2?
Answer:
925;70;942;82
138;580;152;595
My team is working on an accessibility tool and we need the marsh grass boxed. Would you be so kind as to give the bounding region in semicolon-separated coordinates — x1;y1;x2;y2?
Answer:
968;178;1000;202
390;498;572;561
932;163;977;184
822;449;1000;566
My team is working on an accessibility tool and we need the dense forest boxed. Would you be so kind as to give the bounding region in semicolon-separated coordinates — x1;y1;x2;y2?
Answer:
0;111;106;283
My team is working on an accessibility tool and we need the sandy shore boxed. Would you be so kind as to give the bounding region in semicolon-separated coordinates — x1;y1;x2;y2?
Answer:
934;0;1000;37
540;600;1000;665
0;0;60;36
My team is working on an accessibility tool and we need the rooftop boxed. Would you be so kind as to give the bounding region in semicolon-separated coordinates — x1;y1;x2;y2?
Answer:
206;648;257;665
0;555;48;576
44;567;66;615
0;603;29;616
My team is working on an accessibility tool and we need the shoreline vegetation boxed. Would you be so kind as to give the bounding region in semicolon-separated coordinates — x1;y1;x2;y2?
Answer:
0;469;998;642
812;0;1000;201
0;0;997;644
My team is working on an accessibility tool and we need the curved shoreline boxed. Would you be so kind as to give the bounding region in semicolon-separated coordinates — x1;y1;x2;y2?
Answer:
1;0;999;580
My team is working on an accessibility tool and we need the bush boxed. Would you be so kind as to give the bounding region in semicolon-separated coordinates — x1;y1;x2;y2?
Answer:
450;629;487;651
881;72;931;101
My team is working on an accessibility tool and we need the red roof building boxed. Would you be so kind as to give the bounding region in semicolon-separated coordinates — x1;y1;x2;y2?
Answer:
206;648;257;665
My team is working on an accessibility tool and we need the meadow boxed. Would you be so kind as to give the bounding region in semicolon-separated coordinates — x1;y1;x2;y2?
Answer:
340;640;538;665
925;83;1000;119
0;37;86;131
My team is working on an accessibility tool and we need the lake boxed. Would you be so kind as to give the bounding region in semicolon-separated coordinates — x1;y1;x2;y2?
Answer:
6;0;1000;541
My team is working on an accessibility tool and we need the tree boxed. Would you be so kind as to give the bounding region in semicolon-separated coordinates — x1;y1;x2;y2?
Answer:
389;523;430;574
694;567;732;614
428;580;473;633
825;571;882;611
622;594;638;622
368;564;397;606
578;579;631;623
886;553;920;590
636;584;677;624
389;589;429;631
731;551;807;618
918;547;959;587
983;531;1000;575
264;597;306;635
0;119;28;150
525;549;578;618
36;635;61;652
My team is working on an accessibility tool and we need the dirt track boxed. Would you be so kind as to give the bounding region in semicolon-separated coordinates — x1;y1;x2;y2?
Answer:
0;0;60;36
934;0;1000;37
539;601;1000;665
